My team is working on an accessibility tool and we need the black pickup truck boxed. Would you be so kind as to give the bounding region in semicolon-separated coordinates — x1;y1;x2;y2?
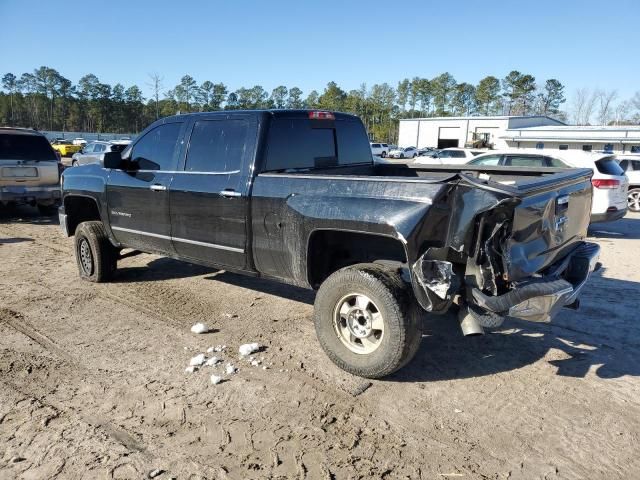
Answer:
59;110;600;378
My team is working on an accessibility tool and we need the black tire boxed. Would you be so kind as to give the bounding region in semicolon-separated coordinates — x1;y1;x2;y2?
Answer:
381;151;387;158
72;160;78;167
74;221;118;283
628;188;640;212
400;153;405;159
314;263;422;378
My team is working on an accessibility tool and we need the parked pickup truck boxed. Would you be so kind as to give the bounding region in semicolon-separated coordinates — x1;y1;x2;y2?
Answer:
59;110;600;378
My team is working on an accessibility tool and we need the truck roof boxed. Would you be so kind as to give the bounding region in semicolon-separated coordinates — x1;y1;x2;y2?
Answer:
166;109;360;121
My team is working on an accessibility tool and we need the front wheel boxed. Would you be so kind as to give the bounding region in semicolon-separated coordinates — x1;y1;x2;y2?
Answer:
628;188;640;212
74;221;118;282
314;264;422;378
400;153;405;159
381;151;387;158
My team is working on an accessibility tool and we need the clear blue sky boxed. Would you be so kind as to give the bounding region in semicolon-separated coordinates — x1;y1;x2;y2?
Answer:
2;0;639;101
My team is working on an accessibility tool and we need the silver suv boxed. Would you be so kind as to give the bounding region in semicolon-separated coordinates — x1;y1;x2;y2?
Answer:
0;128;62;214
71;140;131;166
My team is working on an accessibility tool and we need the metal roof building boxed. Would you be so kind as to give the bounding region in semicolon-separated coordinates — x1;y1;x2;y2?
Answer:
398;115;640;154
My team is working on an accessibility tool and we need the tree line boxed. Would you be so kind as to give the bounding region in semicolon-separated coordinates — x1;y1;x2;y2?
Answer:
0;66;633;142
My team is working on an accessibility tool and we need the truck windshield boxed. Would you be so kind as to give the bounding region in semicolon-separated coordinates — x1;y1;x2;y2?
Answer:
0;133;58;161
263;117;372;172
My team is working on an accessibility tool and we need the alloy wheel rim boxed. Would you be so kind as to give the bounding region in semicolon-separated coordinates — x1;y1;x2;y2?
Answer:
79;239;93;275
333;293;384;354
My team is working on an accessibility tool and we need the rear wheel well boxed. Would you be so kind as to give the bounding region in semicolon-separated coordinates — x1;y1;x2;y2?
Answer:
64;196;101;235
307;230;407;288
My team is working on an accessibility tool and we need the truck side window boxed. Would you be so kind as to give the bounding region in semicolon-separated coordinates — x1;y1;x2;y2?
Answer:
131;123;182;171
185;120;248;173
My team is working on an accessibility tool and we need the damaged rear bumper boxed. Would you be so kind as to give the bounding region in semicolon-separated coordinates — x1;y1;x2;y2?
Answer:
469;241;600;323
410;241;600;325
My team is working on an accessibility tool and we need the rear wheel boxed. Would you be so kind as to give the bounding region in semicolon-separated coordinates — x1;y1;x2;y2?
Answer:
74;221;118;282
72;160;78;167
628;188;640;212
400;153;405;159
314;264;422;378
381;151;387;158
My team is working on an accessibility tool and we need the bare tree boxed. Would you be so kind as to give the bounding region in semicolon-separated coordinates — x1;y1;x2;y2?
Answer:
571;88;599;125
595;89;618;125
146;72;164;120
612;100;631;125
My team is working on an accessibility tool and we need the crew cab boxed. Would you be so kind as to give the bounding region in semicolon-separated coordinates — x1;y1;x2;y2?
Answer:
59;110;600;378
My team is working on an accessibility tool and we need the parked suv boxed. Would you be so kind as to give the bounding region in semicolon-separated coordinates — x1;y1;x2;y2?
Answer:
468;150;628;222
0;128;62;214
370;142;389;158
71;140;131;166
618;156;640;212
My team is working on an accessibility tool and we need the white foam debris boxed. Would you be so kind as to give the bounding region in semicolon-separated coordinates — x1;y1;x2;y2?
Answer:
249;356;255;362
210;375;223;385
262;366;268;370
251;360;259;366
225;363;236;375
239;343;260;356
185;366;197;373
189;353;206;366
206;346;215;353
190;323;209;334
205;356;221;366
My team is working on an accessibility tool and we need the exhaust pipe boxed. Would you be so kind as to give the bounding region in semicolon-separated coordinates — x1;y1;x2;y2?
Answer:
458;307;484;336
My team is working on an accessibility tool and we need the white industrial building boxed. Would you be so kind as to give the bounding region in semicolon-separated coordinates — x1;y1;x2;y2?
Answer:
398;116;640;154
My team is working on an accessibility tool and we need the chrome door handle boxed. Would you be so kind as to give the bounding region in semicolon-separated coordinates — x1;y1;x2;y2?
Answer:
150;184;167;191
220;189;241;197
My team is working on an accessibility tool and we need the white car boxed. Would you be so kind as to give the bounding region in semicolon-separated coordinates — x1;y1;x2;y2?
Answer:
72;137;87;146
413;148;483;165
370;142;389;158
388;146;417;159
617;156;640;212
467;149;628;223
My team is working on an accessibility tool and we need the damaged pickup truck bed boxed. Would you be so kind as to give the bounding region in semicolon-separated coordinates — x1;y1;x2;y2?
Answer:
59;110;599;378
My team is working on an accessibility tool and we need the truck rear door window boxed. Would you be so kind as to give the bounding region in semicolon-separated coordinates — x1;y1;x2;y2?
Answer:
185;119;248;173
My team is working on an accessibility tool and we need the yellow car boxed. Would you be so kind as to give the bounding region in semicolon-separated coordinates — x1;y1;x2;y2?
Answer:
51;139;82;157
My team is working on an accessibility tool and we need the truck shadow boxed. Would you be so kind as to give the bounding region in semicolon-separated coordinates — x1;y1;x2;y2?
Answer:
114;257;316;305
588;215;640;239
205;271;316;305
393;268;640;383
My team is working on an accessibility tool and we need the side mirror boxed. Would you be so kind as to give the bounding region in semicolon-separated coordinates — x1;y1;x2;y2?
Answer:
103;151;122;169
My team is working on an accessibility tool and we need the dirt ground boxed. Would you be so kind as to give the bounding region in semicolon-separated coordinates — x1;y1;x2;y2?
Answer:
0;206;639;480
